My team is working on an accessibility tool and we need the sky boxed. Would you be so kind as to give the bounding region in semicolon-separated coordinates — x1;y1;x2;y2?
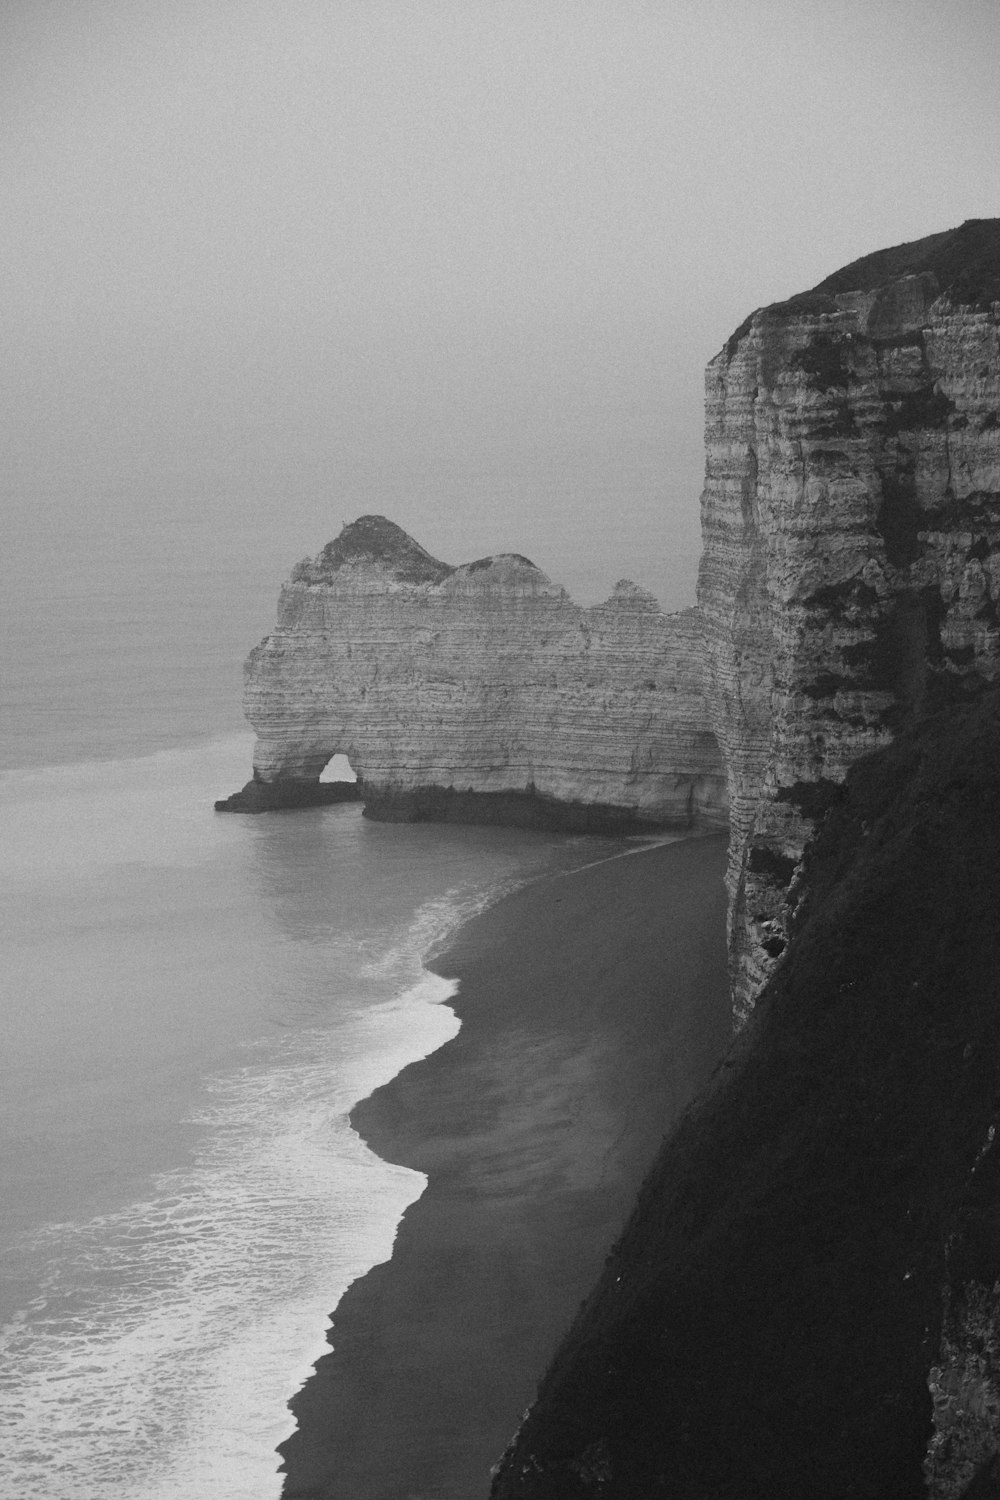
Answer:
4;0;1000;610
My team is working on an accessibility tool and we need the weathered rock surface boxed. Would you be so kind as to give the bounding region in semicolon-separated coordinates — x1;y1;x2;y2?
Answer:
698;219;1000;1020
225;514;727;832
213;778;360;813
489;688;1000;1500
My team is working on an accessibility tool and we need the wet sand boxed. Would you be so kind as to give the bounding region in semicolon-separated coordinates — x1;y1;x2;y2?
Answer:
279;832;731;1500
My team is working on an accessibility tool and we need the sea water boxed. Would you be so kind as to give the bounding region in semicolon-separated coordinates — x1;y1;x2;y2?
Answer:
0;503;607;1498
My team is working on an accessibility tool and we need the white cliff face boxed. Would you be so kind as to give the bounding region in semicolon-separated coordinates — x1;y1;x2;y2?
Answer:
234;228;1000;1019
699;230;1000;1020
242;516;726;829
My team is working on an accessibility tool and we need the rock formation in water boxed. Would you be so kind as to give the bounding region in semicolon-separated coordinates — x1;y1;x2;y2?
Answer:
699;219;1000;1019
219;514;727;833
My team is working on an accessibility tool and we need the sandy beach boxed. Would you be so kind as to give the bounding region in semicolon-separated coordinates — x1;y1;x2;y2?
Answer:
279;831;731;1500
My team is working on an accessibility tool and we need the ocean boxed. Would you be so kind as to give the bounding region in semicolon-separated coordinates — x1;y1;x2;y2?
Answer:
0;502;614;1498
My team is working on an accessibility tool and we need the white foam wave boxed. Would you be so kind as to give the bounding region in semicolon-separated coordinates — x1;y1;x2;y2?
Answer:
361;871;532;983
0;971;459;1500
0;764;558;1498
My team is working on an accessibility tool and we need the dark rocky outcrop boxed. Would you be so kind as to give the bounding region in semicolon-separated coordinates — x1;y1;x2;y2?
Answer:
358;784;693;835
214;776;360;813
489;688;1000;1499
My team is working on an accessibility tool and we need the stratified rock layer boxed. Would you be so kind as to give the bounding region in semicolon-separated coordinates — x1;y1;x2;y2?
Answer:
229;515;727;832
698;219;1000;1019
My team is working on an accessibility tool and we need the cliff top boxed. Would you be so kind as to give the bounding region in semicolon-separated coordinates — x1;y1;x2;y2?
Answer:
809;217;1000;306
292;516;552;588
726;217;1000;353
287;518;684;610
458;553;540;574
302;515;455;585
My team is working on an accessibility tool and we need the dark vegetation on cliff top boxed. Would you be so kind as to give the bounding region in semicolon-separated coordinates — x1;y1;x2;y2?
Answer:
491;689;1000;1499
812;217;1000;309
725;217;1000;353
465;553;539;572
306;514;455;584
294;514;543;586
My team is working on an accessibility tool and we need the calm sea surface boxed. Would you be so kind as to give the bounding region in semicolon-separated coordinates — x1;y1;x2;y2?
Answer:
0;501;613;1497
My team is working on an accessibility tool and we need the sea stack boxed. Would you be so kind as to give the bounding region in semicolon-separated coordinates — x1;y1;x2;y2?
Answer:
220;513;727;832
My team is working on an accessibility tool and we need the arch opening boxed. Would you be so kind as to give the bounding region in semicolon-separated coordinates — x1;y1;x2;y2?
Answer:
319;751;357;784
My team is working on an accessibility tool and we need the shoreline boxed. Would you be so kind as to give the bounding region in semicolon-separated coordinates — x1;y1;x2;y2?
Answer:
214;773;726;831
278;831;731;1500
267;968;463;1499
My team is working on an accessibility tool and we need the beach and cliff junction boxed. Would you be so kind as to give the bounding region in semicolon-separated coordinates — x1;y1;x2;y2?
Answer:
220;222;1000;1498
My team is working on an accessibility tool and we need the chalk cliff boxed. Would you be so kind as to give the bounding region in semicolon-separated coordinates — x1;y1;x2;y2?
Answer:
222;233;1000;1025
699;219;1000;1019
221;514;727;832
488;221;1000;1498
225;222;1000;1494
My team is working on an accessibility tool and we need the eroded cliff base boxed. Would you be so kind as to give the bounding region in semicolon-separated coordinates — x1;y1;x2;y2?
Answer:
356;783;717;834
214;776;361;813
214;778;716;832
491;689;1000;1499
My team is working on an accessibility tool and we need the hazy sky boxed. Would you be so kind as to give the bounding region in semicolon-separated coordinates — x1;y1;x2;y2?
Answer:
4;0;1000;607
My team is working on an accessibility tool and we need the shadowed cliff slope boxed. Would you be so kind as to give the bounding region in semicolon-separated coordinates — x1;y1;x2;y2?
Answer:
490;687;1000;1499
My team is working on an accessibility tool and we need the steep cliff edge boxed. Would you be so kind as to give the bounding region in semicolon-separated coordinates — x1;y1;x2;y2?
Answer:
220;514;727;832
490;687;1000;1500
221;224;1000;1014
487;220;1000;1499
699;218;1000;1019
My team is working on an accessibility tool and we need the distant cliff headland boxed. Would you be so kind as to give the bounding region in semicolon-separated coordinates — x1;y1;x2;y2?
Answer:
223;219;1000;1494
216;513;727;832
